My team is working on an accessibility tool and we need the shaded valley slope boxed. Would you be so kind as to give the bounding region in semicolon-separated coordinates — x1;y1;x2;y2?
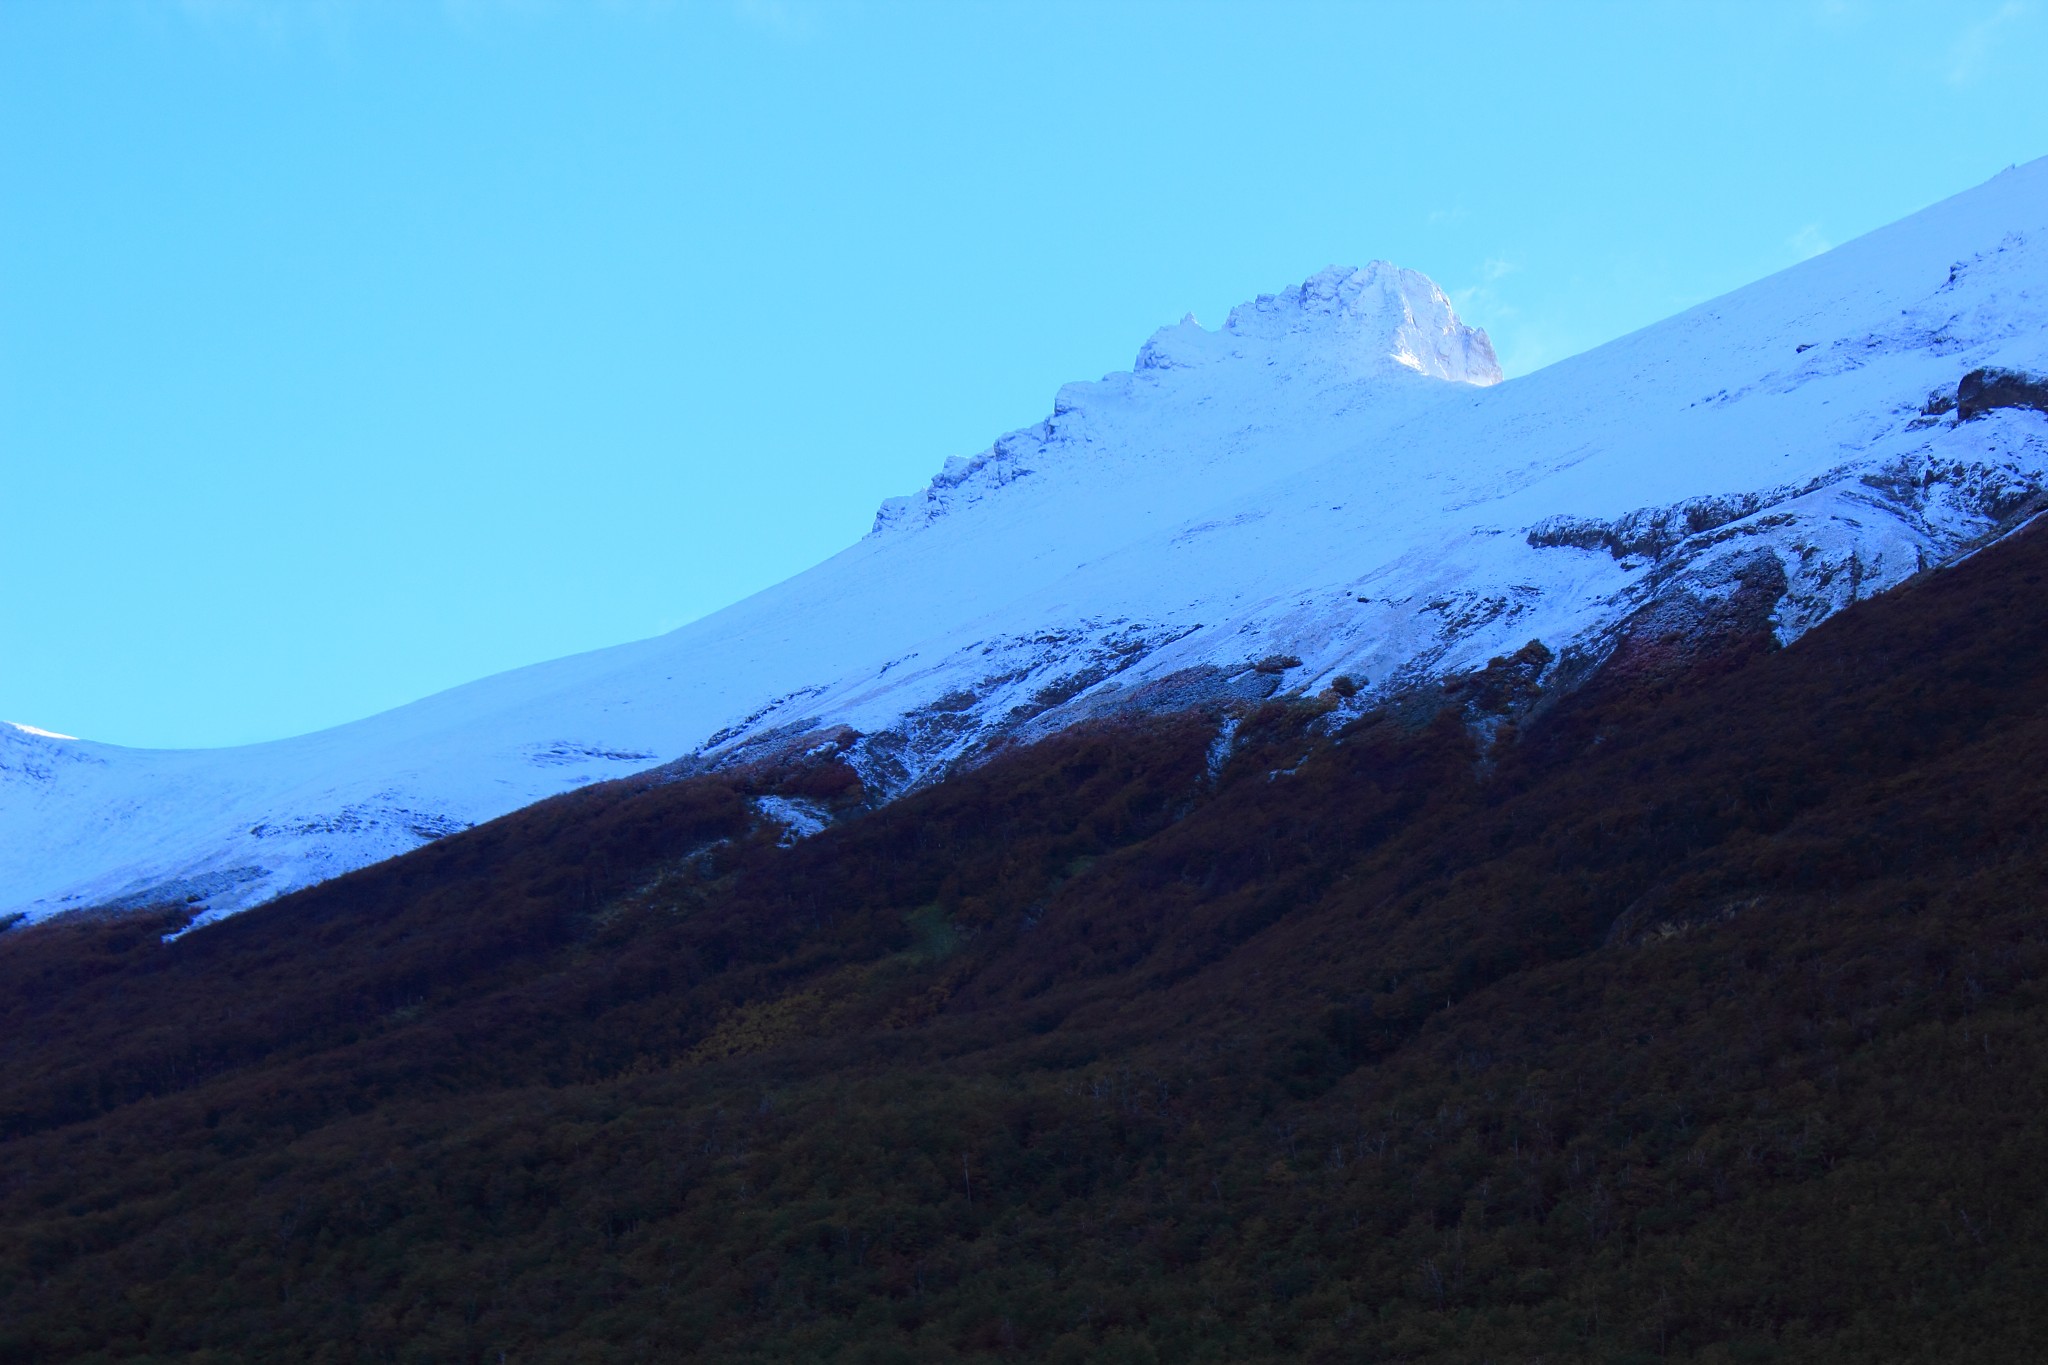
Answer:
6;516;2048;1362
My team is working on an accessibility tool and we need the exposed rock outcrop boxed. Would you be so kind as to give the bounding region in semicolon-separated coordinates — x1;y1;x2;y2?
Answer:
1958;366;2048;421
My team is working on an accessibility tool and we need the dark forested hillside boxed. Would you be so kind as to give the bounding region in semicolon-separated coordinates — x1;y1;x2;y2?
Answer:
6;519;2048;1363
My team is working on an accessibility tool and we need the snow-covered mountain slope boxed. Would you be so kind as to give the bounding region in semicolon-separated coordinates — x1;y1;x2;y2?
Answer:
7;164;2048;927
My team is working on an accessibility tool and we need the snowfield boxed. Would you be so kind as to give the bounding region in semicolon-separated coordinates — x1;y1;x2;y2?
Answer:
6;163;2047;927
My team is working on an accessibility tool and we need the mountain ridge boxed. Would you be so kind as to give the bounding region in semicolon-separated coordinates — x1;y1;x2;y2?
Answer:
5;158;2046;926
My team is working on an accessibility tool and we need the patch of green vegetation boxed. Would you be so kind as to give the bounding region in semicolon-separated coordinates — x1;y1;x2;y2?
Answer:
905;902;965;961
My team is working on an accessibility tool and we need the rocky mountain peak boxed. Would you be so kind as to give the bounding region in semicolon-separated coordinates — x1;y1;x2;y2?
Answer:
874;262;1497;537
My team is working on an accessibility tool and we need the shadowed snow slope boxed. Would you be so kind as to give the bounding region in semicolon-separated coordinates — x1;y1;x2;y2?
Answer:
6;165;2048;926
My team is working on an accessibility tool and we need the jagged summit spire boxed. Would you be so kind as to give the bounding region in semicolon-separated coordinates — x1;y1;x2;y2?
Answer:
1136;261;1500;384
873;263;1500;537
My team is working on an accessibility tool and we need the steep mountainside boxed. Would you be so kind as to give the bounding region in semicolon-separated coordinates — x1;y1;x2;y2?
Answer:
4;484;2048;1362
5;161;2047;925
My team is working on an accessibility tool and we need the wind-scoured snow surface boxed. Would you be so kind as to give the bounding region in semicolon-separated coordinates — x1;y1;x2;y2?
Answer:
7;168;2048;926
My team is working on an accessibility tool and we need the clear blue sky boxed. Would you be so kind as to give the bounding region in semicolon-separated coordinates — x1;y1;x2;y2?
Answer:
4;0;2044;749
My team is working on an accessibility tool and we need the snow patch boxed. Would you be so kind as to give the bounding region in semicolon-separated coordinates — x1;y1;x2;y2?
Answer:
5;721;78;741
752;795;832;847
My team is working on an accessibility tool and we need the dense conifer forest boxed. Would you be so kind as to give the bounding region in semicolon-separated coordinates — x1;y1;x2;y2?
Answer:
5;518;2048;1362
